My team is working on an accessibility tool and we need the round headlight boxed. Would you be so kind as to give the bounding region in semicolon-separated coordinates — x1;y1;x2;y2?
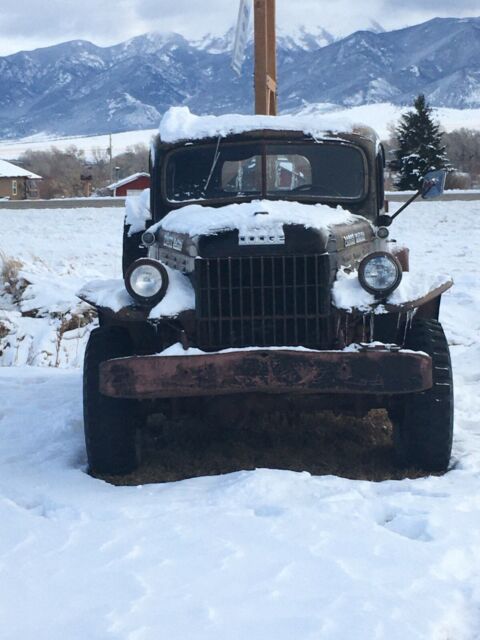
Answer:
358;252;402;297
125;258;169;305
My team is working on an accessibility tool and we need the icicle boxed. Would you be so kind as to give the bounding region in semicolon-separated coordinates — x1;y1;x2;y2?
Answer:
369;313;375;342
410;307;418;327
362;314;367;343
403;314;409;345
336;316;342;341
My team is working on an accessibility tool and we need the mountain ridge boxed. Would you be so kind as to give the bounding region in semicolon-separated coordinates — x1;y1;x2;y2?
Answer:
0;17;479;139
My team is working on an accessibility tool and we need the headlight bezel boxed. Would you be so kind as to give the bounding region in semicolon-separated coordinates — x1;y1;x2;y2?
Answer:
125;258;169;306
358;251;402;297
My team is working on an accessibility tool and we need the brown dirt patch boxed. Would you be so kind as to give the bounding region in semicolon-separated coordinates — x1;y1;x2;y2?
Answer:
104;407;426;486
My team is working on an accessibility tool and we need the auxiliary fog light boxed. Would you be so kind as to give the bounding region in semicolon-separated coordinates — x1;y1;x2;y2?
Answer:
141;230;157;247
125;258;169;305
358;251;402;297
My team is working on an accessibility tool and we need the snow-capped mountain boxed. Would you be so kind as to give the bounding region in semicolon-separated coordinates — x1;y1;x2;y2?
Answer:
0;17;479;139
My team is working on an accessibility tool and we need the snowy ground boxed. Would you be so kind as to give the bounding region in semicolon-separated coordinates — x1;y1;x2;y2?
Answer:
0;207;123;367
1;200;480;639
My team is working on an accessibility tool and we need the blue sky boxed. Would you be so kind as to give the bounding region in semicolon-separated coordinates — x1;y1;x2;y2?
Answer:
0;0;478;55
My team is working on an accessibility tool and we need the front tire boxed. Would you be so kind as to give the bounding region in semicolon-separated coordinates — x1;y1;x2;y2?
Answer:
83;326;142;475
391;319;453;472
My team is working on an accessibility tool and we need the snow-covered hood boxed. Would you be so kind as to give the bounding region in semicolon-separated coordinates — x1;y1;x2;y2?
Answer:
150;200;371;240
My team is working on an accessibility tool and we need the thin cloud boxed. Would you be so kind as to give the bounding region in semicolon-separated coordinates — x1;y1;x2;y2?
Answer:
0;0;478;55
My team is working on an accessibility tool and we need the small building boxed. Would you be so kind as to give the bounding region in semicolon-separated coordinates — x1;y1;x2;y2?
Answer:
107;172;150;197
0;159;42;200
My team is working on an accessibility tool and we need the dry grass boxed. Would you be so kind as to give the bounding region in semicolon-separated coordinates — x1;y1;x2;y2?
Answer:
104;406;427;486
59;309;97;334
0;321;9;340
0;250;23;293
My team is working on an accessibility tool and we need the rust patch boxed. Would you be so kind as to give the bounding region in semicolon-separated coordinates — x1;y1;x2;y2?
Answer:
100;349;432;400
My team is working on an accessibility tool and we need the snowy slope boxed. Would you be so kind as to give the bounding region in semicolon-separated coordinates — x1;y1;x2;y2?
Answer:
2;101;480;161
1;200;480;638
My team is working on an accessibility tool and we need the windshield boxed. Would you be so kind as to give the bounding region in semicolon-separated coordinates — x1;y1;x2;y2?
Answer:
164;141;366;203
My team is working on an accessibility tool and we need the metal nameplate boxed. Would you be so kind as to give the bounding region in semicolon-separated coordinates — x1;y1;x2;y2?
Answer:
344;231;366;248
162;232;183;251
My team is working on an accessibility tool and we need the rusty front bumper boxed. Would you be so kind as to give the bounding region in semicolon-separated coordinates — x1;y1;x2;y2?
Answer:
99;348;432;400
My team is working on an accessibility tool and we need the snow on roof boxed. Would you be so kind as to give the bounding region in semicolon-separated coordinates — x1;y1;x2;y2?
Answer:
159;106;374;144
107;172;150;190
0;159;42;179
153;199;365;238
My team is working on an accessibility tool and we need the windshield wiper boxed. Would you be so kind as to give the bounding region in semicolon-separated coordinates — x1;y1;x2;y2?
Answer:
202;136;222;196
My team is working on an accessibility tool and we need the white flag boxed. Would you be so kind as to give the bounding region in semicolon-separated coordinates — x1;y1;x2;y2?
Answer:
232;0;252;75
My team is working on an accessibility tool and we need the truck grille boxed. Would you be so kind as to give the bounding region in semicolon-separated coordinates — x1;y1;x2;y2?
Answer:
195;255;331;350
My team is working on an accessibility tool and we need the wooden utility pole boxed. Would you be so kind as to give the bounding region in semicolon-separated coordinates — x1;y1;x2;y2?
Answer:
254;0;277;115
108;133;113;181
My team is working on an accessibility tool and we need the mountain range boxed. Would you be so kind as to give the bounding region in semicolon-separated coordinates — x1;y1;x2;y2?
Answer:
0;17;479;139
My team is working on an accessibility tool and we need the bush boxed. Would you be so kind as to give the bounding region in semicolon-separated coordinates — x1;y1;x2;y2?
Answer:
445;172;472;190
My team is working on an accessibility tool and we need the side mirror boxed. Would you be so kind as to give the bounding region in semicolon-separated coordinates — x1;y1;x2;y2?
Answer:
421;169;447;199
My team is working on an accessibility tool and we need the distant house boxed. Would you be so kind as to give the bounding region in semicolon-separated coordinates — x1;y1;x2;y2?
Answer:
107;172;150;197
0;159;42;200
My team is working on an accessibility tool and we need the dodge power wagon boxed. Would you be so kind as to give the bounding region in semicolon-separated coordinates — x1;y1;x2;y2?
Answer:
79;109;453;476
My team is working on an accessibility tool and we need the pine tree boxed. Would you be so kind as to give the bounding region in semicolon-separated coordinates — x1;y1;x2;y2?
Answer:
394;94;448;191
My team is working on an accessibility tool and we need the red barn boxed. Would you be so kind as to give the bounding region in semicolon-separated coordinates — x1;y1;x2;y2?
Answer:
107;172;150;197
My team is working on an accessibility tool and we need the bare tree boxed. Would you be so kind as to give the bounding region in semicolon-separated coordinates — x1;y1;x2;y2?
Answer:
113;144;149;179
443;129;480;187
18;146;87;198
16;142;151;198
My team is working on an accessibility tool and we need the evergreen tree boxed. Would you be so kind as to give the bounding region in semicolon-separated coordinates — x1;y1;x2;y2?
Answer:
394;94;448;191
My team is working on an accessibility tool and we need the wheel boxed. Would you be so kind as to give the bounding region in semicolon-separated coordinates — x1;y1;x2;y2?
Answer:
122;222;147;278
83;326;142;475
390;319;453;472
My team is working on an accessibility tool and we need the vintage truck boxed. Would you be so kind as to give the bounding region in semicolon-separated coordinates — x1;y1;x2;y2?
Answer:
79;108;453;476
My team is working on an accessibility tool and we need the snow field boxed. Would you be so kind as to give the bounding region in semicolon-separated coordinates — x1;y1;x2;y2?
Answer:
0;199;479;638
1;369;480;639
2;102;480;160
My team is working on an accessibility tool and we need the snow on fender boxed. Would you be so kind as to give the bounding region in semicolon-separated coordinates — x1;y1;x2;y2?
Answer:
77;264;195;319
125;188;151;236
333;266;453;314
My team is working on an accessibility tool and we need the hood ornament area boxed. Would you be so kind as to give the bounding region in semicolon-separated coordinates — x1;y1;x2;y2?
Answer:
238;231;285;245
239;210;284;244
